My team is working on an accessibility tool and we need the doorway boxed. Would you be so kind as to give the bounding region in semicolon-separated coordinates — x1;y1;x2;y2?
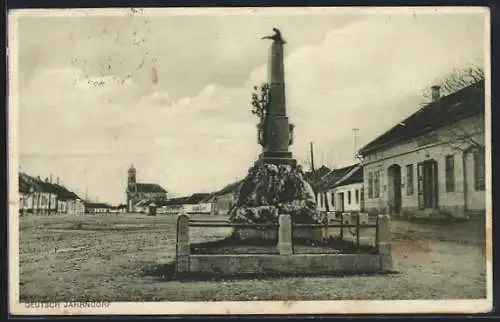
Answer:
387;164;402;215
417;160;439;209
337;192;345;212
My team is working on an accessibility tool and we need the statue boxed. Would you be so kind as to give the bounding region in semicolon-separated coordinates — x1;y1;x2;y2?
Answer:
261;27;286;44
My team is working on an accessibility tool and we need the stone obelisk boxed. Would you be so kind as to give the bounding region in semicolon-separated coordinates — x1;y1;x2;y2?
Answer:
260;28;295;165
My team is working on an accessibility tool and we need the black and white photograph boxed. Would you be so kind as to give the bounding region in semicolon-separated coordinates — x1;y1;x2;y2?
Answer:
8;7;491;315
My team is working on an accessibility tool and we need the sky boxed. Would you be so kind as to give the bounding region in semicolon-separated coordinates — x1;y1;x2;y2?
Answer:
12;8;487;204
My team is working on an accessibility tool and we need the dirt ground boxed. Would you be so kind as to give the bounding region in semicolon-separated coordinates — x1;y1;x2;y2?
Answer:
17;213;487;301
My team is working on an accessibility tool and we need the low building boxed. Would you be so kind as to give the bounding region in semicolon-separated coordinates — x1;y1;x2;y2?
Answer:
205;180;243;215
84;202;111;214
358;81;485;219
315;164;363;213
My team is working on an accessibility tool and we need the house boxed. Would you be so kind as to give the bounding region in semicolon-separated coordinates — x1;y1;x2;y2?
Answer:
18;172;85;215
358;81;485;219
315;163;364;213
157;193;213;215
125;165;168;213
205;180;243;215
18;173;58;214
84;202;111;214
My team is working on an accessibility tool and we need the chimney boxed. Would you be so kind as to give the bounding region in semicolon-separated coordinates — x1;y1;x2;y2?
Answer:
50;174;53;183
44;177;49;183
56;177;60;185
431;85;441;102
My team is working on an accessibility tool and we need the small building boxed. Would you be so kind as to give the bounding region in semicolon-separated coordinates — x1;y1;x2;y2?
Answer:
315;164;363;213
84;202;111;214
358;81;485;219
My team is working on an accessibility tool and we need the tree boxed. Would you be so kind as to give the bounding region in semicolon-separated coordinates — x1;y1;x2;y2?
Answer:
250;83;270;125
422;65;484;100
420;64;485;151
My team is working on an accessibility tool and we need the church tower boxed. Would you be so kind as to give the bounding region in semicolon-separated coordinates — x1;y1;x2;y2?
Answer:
128;165;136;192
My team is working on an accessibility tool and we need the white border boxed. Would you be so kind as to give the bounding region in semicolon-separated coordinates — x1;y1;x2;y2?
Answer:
8;6;493;315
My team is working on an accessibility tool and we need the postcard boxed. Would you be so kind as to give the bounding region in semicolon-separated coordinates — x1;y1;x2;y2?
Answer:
8;6;492;315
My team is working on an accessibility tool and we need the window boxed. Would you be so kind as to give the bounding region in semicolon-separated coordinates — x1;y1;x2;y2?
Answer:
374;171;380;198
474;149;485;191
330;192;335;207
348;191;352;205
406;164;414;196
319;193;323;207
445;155;455;192
368;172;373;198
41;195;47;206
355;189;359;204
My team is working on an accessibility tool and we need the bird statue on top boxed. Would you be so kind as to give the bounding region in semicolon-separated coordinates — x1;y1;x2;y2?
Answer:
261;27;287;44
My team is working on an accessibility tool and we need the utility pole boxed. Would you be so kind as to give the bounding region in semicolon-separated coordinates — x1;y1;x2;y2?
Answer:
352;128;360;161
310;142;315;174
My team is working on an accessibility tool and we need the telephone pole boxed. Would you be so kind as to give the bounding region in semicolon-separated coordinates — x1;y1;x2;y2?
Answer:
309;142;315;174
352;128;360;160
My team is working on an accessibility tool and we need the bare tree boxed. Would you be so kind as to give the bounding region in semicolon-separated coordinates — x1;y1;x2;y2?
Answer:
420;64;485;151
422;65;484;101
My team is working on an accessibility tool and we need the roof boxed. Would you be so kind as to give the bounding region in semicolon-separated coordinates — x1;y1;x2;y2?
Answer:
206;180;244;199
331;165;363;188
135;183;167;193
161;193;210;206
84;202;111;208
315;163;361;191
359;80;485;155
19;172;82;201
304;165;331;184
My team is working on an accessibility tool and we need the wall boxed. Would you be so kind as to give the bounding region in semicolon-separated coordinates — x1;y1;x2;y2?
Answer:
362;115;485;218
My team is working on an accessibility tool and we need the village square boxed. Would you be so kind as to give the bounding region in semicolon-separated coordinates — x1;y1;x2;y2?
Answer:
12;8;489;309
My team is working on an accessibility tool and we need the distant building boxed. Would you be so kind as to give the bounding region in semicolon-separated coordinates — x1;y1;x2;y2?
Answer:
18;173;84;215
158;193;212;215
358;81;485;219
315;164;363;213
205;180;243;215
125;165;168;213
84;202;111;214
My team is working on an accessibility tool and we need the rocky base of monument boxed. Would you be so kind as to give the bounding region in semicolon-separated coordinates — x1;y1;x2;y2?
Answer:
229;161;323;225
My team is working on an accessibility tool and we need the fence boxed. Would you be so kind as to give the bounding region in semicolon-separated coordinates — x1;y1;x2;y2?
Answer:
176;213;392;274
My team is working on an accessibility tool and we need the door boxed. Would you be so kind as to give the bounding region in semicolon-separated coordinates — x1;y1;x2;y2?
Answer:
337;192;345;212
417;160;438;209
387;165;402;215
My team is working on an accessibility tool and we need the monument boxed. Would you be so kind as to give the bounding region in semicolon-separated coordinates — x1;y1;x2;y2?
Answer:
258;28;295;165
229;29;322;227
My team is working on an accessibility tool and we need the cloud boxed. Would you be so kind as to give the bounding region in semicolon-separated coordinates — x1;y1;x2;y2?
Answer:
17;12;486;204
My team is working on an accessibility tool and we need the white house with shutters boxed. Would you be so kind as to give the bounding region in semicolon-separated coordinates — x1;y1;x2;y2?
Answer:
358;81;486;219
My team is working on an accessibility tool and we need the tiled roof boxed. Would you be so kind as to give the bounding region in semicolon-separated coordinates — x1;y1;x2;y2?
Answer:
315;163;361;191
331;165;363;188
135;183;167;193
359;80;485;155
